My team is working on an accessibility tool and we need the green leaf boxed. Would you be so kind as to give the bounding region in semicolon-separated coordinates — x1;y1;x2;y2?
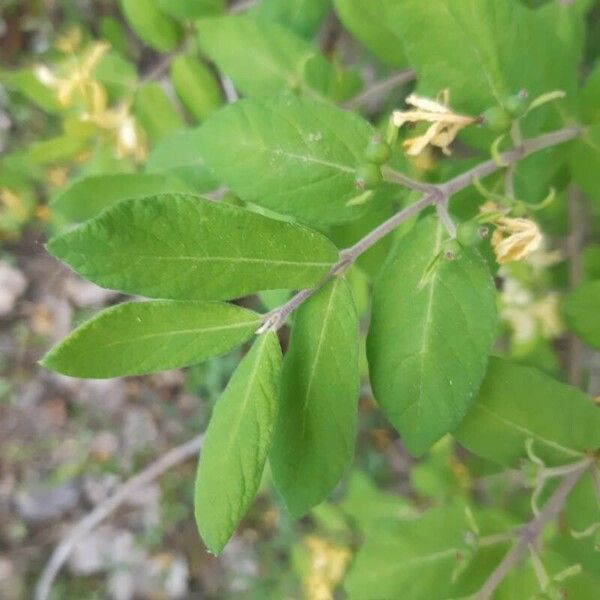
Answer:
194;332;282;555
455;358;600;466
563;280;600;350
254;0;330;38
50;173;190;224
133;82;184;142
340;471;416;531
48;194;339;301
345;502;510;600
120;0;182;51
99;16;129;55
367;216;497;456
29;135;88;166
580;60;600;124
156;0;223;19
566;472;600;533
387;0;578;114
332;0;408;67
0;68;61;114
196;15;338;100
198;95;375;224
570;124;600;206
93;50;137;101
145;128;218;191
270;277;359;517
41;300;260;378
169;54;222;122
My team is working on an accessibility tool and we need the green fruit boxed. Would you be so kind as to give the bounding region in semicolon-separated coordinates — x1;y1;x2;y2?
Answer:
456;220;489;247
364;136;392;165
504;92;529;118
355;163;382;190
482;106;512;133
442;239;462;260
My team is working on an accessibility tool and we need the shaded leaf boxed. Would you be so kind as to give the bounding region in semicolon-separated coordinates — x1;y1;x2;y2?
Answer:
133;82;184;142
169;54;222;122
145;128;218;191
50;173;190;224
345;502;511;600
120;0;182;51
563;279;600;350
196;15;337;100
570;124;600;206
387;0;578;116
254;0;331;38
156;0;223;19
333;0;408;67
455;357;600;466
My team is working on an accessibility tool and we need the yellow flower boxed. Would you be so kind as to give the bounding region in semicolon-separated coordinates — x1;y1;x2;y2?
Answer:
491;217;542;264
45;167;69;188
303;536;351;600
55;26;83;54
1;188;27;219
82;102;147;161
35;42;110;109
392;89;476;156
34;42;146;161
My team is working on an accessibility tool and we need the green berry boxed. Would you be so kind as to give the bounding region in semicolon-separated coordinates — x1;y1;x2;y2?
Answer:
364;136;392;165
442;239;462;261
503;91;529;119
355;162;382;190
456;220;489;247
482;106;512;133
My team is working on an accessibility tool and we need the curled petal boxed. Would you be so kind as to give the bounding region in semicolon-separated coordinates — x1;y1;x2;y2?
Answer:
392;90;476;156
492;217;542;264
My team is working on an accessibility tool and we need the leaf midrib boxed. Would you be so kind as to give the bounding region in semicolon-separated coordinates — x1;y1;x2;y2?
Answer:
103;319;259;348
219;335;271;474
98;254;334;268
475;402;584;459
411;223;444;425
300;278;340;434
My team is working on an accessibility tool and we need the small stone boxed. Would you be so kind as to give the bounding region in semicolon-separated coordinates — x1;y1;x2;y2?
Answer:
122;407;160;455
0;261;26;317
66;277;117;308
15;480;80;524
89;431;120;463
82;473;121;505
0;557;24;600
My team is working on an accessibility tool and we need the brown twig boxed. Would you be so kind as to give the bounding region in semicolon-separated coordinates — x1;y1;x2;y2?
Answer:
259;125;583;332
35;435;204;600
566;185;587;386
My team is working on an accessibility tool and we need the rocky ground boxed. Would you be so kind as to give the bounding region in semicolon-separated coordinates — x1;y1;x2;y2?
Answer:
0;229;276;599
